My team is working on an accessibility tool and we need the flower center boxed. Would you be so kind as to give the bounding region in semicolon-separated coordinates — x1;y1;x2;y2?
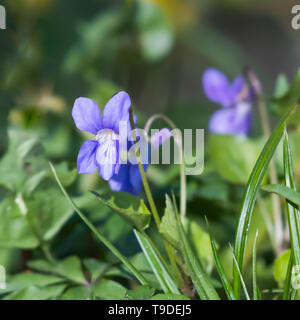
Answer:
96;129;118;145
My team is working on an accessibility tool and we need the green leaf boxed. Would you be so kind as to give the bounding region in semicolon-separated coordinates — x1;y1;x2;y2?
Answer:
282;129;300;299
83;258;109;283
206;219;236;300
3;272;63;295
172;195;220;300
160;196;215;274
261;184;300;206
0;187;73;248
283;129;300;263
9;272;63;288
91;191;151;231
23;162;76;196
128;253;161;289
4;284;66;300
159;195;180;248
252;230;261;300
283;254;294;300
134;230;180;294
125;285;155;300
60;286;89;300
0;129;45;191
209;135;261;184
273;74;290;99
93;279;126;300
0;132;74;249
48;162;77;188
0;196;39;248
274;250;291;286
271;68;300;118
233;104;297;298
28;256;86;284
231;246;250;300
26;187;74;241
189;220;215;275
151;294;190;300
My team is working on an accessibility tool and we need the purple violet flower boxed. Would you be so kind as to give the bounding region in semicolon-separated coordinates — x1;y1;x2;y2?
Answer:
72;91;171;196
72;91;131;181
202;68;253;136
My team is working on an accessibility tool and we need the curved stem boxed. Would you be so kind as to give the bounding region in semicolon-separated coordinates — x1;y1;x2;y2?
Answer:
129;109;184;287
144;114;186;220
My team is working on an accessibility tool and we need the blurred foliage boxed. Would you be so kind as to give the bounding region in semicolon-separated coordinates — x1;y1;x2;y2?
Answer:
0;0;300;300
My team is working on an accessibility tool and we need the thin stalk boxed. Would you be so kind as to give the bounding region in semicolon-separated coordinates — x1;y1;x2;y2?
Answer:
144;114;186;219
249;70;283;255
252;230;260;300
49;162;148;286
231;244;250;300
129;109;184;287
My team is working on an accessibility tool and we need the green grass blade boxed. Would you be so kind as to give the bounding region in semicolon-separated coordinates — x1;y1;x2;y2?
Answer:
172;194;220;300
206;218;236;300
283;129;300;264
231;245;250;300
252;230;261;300
233;104;297;298
261;184;300;206
283;254;294;300
134;230;180;294
283;128;300;299
49;162;148;286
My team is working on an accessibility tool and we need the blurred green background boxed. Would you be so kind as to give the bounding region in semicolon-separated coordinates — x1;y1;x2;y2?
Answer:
0;0;300;299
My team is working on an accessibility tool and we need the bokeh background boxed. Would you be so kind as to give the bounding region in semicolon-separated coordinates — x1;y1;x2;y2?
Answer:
1;0;300;299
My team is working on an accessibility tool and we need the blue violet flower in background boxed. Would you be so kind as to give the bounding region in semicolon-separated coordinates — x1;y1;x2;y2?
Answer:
202;68;254;136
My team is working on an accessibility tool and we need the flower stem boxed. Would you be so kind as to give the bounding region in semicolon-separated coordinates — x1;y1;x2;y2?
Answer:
129;108;184;287
144;113;187;219
49;162;148;286
248;70;283;255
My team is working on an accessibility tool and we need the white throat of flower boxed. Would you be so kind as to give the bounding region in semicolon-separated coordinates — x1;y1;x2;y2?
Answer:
95;129;128;164
96;129;118;145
